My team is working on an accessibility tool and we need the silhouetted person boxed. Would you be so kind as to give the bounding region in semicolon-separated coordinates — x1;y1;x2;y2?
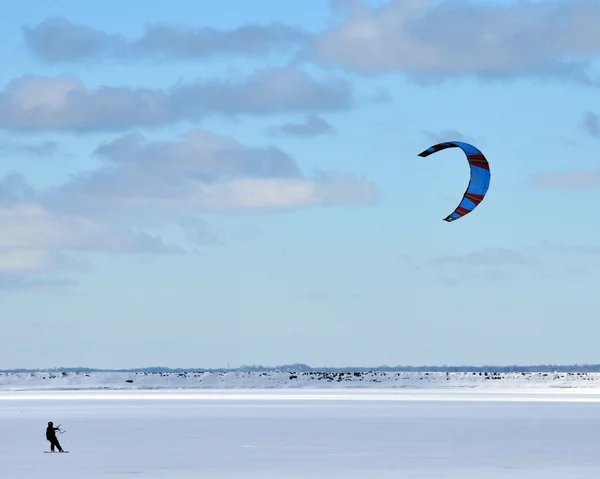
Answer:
46;422;64;452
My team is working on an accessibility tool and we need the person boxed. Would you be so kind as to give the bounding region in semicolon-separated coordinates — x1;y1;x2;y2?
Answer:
46;421;64;452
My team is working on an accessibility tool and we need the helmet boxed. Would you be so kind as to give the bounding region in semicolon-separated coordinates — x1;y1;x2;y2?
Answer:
48;422;53;426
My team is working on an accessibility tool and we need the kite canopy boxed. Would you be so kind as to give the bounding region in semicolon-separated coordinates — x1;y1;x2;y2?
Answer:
418;141;490;222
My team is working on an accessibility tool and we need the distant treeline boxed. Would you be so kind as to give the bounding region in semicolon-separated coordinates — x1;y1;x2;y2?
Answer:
3;363;600;373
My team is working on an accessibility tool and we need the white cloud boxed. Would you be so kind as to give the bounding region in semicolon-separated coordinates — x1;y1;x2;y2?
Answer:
268;115;336;137
50;130;378;216
306;0;600;84
0;129;378;287
0;202;179;278
0;69;353;131
23;17;307;62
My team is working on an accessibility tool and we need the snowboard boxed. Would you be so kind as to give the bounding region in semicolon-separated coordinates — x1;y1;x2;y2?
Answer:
45;451;69;453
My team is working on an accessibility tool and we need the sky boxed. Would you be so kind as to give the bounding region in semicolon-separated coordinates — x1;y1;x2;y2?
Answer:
1;0;600;370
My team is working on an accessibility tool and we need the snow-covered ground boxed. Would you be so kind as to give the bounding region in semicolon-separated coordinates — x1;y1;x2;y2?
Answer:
2;370;600;390
2;388;600;478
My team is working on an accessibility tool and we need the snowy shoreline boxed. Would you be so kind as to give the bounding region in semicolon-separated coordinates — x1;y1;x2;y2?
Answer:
2;370;600;391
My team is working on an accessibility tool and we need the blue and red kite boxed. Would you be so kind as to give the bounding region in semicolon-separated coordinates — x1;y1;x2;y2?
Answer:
418;141;491;223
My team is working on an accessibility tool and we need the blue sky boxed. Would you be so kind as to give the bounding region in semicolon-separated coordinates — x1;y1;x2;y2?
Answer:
1;0;600;369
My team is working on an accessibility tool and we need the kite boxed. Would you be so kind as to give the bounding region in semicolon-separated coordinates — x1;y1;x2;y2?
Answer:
418;141;491;223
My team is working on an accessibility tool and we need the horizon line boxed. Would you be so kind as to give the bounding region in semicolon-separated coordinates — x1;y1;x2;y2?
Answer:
3;363;600;373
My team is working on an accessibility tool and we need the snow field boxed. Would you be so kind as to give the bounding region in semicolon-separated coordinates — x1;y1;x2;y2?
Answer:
2;388;600;478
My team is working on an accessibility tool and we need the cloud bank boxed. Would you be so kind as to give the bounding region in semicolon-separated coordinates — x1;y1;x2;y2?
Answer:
23;17;307;62
23;1;600;85
0;130;378;288
307;0;600;84
0;69;353;132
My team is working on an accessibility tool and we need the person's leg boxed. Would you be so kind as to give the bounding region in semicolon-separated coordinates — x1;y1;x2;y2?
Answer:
51;438;63;452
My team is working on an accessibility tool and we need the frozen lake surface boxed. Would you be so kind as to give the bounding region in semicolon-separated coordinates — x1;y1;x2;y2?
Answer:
2;389;600;478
